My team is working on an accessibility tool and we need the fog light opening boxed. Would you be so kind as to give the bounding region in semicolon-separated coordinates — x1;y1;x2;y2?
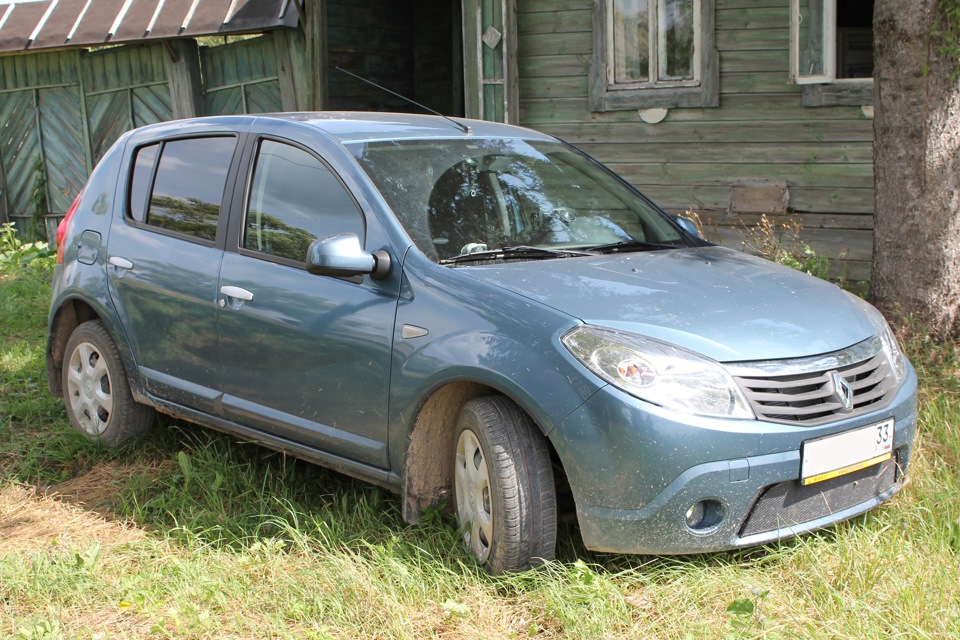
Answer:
685;499;724;532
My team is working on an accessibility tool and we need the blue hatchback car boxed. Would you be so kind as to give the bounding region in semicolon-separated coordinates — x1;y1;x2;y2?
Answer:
47;113;917;574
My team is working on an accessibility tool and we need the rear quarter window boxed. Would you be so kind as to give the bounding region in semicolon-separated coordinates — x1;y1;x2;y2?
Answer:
128;143;159;222
127;136;237;241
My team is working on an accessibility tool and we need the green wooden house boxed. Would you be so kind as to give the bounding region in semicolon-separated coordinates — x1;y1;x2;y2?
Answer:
0;0;875;279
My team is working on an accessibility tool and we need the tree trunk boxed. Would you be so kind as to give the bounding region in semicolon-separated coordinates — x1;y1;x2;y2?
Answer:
872;0;960;338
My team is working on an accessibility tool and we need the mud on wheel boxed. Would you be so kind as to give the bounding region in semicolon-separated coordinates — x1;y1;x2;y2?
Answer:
452;396;557;574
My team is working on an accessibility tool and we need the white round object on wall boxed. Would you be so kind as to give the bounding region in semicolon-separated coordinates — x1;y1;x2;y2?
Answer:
639;108;669;124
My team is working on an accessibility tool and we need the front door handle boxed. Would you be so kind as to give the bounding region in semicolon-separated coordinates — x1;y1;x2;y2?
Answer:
220;285;254;302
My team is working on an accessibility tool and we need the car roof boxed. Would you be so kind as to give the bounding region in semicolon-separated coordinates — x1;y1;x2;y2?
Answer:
256;112;558;144
129;112;559;145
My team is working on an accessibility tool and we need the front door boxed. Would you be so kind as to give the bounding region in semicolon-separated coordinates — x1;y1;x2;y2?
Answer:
216;137;399;468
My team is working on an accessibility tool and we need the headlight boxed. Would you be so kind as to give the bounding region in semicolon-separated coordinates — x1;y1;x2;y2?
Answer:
562;325;754;419
853;297;907;383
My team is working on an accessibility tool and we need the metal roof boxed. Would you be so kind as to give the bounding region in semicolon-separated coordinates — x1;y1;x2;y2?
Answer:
0;0;298;53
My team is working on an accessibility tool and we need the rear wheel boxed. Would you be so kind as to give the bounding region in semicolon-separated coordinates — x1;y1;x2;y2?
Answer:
62;320;155;447
452;396;556;574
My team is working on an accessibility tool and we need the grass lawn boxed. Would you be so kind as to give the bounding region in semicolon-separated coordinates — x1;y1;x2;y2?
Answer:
2;257;958;639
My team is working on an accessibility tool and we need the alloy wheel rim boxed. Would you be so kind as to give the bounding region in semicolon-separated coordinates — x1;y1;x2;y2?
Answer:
454;429;493;563
66;341;113;436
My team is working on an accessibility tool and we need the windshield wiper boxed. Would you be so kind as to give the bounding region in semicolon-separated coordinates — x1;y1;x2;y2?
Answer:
575;239;682;253
440;245;593;265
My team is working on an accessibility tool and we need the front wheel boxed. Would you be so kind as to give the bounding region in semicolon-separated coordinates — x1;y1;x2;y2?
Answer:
452;396;557;574
62;320;155;447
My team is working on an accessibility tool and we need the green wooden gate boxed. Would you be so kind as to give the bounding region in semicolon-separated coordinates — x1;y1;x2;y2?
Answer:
82;45;173;164
0;33;297;227
202;36;284;115
0;46;175;224
38;87;88;214
0;90;41;219
0;51;88;223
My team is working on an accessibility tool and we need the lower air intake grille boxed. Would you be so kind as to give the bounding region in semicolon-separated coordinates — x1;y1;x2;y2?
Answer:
739;455;897;538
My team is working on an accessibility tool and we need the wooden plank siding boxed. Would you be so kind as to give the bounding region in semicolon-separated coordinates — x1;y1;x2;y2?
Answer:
0;90;41;219
0;36;293;225
82;45;173;163
0;51;87;224
37;87;88;214
201;36;284;115
516;0;875;280
0;46;177;222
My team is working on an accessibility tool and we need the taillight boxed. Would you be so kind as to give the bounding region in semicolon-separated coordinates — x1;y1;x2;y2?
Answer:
56;191;82;264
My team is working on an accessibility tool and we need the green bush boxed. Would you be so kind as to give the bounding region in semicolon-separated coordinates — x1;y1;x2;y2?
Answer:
0;223;54;268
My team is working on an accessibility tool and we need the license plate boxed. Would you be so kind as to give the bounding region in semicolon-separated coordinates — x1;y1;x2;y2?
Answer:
800;419;894;486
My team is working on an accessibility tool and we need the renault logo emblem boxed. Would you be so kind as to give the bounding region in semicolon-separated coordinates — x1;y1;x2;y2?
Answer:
830;371;854;412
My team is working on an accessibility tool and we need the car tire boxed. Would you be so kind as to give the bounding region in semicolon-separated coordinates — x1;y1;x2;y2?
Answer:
62;320;155;447
452;396;557;574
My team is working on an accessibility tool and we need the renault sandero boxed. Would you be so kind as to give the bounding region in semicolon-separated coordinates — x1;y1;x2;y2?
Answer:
47;113;917;574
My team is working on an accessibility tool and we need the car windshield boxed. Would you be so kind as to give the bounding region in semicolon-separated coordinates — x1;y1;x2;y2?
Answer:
347;138;685;262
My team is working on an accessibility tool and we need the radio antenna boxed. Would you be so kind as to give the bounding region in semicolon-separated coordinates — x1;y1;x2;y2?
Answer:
335;67;471;135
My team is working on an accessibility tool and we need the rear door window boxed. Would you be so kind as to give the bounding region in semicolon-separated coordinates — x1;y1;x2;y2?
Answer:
128;137;237;242
243;139;364;264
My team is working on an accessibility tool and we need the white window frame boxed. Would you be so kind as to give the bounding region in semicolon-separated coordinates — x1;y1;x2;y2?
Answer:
590;0;718;111
790;0;874;85
789;0;873;106
791;0;835;84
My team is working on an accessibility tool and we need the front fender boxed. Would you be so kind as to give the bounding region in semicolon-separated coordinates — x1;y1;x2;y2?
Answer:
385;258;601;472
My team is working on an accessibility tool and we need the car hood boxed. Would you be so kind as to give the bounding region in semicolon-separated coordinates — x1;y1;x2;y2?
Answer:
460;246;875;362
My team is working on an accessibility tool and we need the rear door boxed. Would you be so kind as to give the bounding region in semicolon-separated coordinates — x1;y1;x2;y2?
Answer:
216;135;401;468
107;133;241;412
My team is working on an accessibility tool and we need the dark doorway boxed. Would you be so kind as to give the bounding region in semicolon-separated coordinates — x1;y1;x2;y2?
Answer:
836;0;874;79
326;0;464;116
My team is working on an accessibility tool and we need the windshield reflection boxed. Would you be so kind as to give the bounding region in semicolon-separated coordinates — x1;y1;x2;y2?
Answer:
349;138;683;263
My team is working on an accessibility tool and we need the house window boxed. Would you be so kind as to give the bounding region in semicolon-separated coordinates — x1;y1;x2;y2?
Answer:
791;0;874;106
590;0;718;111
611;0;696;85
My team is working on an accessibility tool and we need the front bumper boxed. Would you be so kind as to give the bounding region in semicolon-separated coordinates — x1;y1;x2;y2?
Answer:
548;364;918;555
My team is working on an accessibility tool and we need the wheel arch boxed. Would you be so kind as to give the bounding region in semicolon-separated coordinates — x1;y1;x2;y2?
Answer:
400;379;570;526
47;296;143;402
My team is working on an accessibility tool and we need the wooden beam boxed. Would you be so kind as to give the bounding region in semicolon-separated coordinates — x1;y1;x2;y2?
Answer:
165;39;203;118
274;28;309;110
504;0;518;123
0;147;8;223
461;0;480;119
302;0;325;109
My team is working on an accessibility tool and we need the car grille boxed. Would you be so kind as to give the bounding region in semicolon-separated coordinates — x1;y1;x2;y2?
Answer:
727;336;897;426
739;455;898;538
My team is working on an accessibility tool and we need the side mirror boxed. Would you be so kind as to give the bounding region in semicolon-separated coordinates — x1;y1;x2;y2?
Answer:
306;233;391;280
674;215;702;239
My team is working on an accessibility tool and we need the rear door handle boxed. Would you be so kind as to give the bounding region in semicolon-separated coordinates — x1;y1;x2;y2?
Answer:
220;285;254;302
108;256;133;270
